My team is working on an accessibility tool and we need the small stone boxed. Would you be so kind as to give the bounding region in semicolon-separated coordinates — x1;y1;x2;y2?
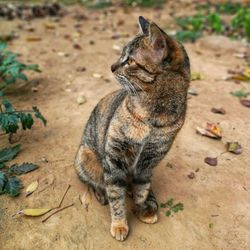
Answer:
31;87;38;92
92;73;102;79
76;95;86;105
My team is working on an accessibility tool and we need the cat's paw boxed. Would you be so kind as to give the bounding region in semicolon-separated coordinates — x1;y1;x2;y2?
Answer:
137;211;158;224
110;220;129;241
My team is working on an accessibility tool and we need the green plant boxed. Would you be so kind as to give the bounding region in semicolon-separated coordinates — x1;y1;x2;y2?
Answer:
175;30;202;43
207;13;223;33
215;2;241;15
232;8;250;41
0;144;38;197
125;0;164;7
0;42;46;135
0;42;45;197
176;5;250;42
160;198;184;217
176;15;204;32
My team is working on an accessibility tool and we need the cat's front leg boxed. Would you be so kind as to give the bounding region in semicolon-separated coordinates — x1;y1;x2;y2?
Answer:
104;158;129;241
133;169;158;224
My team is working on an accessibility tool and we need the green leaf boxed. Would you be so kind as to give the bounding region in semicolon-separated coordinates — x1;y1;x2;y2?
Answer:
0;162;5;169
18;112;34;130
166;198;174;207
0;171;7;194
171;203;184;213
3;176;21;197
175;31;202;42
8;162;38;175
0;113;19;133
17;73;28;81
230;90;250;98
0;144;20;164
1;99;14;112
32;106;47;126
165;210;171;217
0;42;7;51
208;13;223;33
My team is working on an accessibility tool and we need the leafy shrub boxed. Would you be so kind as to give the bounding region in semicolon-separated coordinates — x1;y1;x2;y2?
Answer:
0;42;46;135
175;6;250;42
0;43;45;197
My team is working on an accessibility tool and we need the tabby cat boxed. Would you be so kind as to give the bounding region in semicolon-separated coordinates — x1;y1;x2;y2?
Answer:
75;16;190;241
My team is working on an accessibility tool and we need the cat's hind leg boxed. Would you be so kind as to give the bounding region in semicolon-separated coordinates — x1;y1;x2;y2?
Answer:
75;145;108;205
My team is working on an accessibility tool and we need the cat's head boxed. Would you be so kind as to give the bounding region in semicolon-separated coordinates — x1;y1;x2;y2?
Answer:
111;16;190;94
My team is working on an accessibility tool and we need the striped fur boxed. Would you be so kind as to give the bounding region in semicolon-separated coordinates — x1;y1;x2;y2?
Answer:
75;16;190;241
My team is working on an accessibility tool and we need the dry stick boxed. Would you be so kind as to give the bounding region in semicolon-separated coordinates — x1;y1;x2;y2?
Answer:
57;184;71;208
42;203;74;223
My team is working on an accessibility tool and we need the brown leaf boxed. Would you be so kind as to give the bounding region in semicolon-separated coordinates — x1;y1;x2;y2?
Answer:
206;123;222;139
26;36;42;42
240;99;250;108
204;157;218;166
211;107;226;115
73;43;82;50
196;127;218;139
227;142;242;155
187;172;195;179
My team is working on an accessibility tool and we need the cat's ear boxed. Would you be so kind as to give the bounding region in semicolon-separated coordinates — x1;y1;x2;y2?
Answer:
138;16;150;35
149;23;167;59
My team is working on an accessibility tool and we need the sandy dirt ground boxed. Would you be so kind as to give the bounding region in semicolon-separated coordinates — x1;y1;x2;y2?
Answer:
0;3;250;250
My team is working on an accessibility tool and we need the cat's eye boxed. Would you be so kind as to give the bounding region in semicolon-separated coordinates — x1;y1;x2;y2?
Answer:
127;58;134;65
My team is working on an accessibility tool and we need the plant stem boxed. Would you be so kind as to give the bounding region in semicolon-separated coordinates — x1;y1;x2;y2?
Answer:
42;203;74;223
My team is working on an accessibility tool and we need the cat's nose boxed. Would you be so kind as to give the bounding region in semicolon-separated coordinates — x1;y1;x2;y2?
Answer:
111;63;119;72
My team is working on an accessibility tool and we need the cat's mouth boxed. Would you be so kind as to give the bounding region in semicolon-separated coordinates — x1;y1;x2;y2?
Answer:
114;74;141;96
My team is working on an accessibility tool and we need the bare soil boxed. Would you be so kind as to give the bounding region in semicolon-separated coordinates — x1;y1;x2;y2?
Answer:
0;3;250;250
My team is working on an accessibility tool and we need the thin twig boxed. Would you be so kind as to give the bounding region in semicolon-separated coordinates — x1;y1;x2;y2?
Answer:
57;184;71;208
42;203;74;223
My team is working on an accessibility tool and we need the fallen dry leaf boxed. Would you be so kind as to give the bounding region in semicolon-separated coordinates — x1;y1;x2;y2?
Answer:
211;107;226;115
227;142;242;155
80;189;92;212
240;99;250;108
16;208;51;217
43;22;56;29
187;172;195;179
196;126;220;139
188;88;198;96
73;43;82;50
206;123;222;139
228;67;250;82
204;157;218;166
26;180;39;197
191;72;204;81
26;36;42;42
